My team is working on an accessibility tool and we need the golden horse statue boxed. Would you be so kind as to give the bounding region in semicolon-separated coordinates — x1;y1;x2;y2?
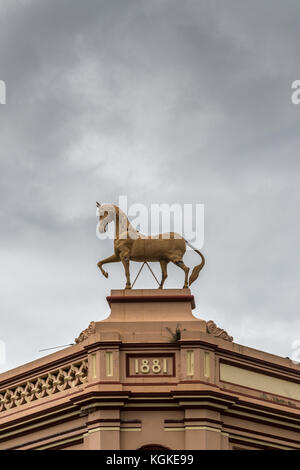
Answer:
96;202;205;289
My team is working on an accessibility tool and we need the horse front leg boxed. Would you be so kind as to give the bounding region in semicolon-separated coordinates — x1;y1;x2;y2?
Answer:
120;252;131;289
97;254;120;278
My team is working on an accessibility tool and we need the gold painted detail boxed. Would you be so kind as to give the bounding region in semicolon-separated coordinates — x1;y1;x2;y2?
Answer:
206;320;233;342
204;352;210;378
105;352;113;377
0;360;88;412
186;351;194;376
220;363;300;401
92;354;97;378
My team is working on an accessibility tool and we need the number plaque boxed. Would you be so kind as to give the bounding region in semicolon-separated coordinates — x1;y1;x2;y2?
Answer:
126;354;175;377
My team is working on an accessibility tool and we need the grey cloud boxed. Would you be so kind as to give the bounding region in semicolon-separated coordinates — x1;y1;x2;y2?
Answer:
0;0;300;371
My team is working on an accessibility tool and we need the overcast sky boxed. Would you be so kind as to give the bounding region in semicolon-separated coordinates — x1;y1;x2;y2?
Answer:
0;0;300;372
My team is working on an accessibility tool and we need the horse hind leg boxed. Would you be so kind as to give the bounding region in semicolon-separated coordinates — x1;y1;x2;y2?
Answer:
159;260;168;289
171;257;190;289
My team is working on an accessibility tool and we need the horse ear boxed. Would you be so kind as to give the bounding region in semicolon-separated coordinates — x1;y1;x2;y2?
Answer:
96;201;101;207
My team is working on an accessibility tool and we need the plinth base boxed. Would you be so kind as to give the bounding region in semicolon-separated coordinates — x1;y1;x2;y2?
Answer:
106;288;196;321
82;289;207;343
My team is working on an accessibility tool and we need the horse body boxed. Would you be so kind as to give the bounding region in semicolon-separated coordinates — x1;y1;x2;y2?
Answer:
96;203;205;289
118;233;186;262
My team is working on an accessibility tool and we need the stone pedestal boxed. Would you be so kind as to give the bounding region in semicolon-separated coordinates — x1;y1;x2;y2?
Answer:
82;288;207;345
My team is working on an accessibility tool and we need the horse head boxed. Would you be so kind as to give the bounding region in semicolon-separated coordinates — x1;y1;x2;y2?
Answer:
96;202;116;233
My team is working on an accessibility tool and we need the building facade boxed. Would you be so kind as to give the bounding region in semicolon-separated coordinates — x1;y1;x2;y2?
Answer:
0;289;300;450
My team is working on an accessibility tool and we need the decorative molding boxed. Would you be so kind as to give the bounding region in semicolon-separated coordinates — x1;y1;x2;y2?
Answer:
206;320;233;342
75;321;96;344
0;360;88;413
106;294;196;309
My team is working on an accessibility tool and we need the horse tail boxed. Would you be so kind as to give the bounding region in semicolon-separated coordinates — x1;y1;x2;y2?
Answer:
185;240;205;286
